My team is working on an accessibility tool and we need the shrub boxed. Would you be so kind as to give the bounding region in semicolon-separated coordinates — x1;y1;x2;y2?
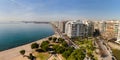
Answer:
62;41;68;47
58;38;64;43
28;53;36;60
31;43;39;49
41;44;49;52
62;50;71;59
48;37;52;41
20;50;25;55
52;37;57;42
62;47;75;59
40;41;49;47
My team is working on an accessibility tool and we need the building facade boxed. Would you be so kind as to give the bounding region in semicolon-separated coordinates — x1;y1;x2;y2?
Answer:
87;21;94;37
101;20;119;40
65;20;89;38
93;20;120;41
116;22;120;43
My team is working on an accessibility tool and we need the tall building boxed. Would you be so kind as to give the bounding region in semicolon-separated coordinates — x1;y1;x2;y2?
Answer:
102;20;119;39
58;21;67;33
93;21;105;33
51;21;67;33
116;22;120;43
65;20;88;38
87;21;94;37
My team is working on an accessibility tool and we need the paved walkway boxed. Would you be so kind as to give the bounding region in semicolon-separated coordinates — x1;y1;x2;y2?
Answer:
108;42;120;50
48;54;63;60
48;54;60;60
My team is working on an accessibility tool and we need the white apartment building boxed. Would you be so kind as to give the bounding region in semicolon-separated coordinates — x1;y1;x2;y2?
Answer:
116;22;120;43
65;20;88;38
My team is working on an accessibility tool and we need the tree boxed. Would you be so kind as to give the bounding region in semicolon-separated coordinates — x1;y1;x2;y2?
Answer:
62;41;68;47
48;37;52;41
31;43;39;49
40;41;49;47
53;45;65;54
67;49;85;60
93;29;101;37
87;51;93;58
62;51;71;59
56;46;65;53
53;45;59;50
40;41;49;52
58;38;64;43
41;44;49;52
62;47;74;59
28;53;36;60
52;37;57;42
66;47;75;53
20;50;25;56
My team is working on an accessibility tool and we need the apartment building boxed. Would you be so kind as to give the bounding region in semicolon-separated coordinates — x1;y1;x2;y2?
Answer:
116;22;120;43
93;20;120;41
65;20;89;38
102;20;119;40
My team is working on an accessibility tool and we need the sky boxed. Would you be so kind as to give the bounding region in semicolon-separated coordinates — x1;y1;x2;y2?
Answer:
0;0;120;21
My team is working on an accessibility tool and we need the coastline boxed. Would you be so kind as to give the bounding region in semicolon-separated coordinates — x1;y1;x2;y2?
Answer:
0;34;55;60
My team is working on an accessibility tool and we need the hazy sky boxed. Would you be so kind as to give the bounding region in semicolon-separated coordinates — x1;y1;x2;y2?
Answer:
0;0;120;21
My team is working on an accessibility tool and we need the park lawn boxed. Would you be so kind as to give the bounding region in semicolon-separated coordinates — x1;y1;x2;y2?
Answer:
112;49;120;60
35;52;50;60
74;39;93;48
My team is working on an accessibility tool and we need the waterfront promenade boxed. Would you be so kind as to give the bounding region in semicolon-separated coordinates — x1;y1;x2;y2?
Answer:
0;36;52;60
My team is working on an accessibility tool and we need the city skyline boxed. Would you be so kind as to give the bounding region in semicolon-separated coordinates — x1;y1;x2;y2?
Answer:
0;0;120;21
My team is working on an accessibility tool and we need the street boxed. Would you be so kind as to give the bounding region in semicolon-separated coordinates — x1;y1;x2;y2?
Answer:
96;37;113;60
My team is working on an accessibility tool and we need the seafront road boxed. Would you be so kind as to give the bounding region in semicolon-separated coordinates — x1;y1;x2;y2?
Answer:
96;37;113;60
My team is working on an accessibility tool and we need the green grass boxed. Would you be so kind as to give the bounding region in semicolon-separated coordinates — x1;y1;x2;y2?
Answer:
75;39;93;49
112;49;120;60
62;56;66;60
35;53;50;60
74;39;97;60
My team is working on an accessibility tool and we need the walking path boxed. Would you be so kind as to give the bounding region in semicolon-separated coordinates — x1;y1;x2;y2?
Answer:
108;42;120;50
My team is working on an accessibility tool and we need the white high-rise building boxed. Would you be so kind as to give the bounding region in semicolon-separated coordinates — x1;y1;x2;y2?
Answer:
65;20;88;38
116;23;120;43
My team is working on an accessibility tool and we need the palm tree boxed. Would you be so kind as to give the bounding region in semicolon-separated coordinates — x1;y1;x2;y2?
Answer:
28;53;36;60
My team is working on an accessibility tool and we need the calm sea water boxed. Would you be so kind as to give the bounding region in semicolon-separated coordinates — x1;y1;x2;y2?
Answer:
0;23;54;51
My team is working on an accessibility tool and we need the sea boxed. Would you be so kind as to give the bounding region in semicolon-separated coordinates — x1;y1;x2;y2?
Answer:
0;23;54;51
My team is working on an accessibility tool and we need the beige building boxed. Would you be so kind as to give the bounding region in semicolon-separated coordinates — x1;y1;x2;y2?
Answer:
103;21;119;39
93;20;120;40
